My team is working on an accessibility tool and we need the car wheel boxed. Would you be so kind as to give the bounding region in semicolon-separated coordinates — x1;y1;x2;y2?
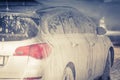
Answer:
99;50;111;80
63;62;76;80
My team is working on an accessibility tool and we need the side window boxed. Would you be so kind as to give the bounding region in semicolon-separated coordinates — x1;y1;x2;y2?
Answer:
47;15;64;34
47;10;96;34
84;17;96;34
60;12;72;33
72;13;86;33
60;11;78;33
73;12;96;34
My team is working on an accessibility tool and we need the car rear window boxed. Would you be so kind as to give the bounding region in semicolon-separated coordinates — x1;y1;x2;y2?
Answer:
0;14;38;41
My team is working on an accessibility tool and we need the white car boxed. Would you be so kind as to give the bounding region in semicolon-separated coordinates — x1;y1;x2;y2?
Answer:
0;6;114;80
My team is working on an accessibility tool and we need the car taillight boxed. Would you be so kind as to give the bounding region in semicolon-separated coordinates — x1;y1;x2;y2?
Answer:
14;43;51;59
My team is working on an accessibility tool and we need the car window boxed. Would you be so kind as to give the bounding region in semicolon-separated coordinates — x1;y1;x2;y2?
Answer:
46;10;96;34
60;11;79;33
47;15;64;34
72;12;86;33
60;12;72;33
74;12;96;34
0;14;38;41
84;18;96;34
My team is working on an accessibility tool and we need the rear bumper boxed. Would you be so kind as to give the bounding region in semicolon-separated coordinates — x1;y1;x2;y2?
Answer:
0;76;43;80
0;57;43;79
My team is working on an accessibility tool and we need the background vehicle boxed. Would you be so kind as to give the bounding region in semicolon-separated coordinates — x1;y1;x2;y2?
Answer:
0;6;114;80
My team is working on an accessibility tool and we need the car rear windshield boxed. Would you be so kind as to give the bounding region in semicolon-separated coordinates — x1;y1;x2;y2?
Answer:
0;14;38;41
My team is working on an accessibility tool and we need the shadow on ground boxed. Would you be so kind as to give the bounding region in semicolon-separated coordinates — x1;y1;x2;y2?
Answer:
111;54;120;80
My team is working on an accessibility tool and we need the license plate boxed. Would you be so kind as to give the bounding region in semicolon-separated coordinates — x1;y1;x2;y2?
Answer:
0;56;4;66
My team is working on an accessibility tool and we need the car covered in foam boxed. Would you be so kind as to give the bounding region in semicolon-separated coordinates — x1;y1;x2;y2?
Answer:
0;6;114;80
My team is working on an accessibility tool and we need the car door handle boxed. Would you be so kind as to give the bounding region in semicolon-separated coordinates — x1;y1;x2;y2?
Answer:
89;42;95;46
72;43;79;47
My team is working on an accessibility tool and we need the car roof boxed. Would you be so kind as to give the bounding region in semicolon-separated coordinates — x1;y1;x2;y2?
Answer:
36;6;80;16
0;6;81;19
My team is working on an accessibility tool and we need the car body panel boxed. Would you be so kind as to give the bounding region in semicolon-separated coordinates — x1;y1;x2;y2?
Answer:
0;6;113;80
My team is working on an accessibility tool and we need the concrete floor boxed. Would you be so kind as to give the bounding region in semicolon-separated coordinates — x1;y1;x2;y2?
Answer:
111;46;120;80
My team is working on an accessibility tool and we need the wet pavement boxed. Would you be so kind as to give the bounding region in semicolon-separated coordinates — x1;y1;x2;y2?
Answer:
111;46;120;80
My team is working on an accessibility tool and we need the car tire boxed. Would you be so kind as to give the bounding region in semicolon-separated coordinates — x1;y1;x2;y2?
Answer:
98;50;111;80
63;62;76;80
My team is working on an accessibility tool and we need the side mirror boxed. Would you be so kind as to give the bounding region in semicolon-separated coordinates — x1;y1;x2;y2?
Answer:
96;27;106;35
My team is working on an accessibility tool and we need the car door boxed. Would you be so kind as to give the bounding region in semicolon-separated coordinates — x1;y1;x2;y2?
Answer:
55;10;92;80
83;17;105;79
40;12;79;80
61;11;94;80
72;13;96;79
